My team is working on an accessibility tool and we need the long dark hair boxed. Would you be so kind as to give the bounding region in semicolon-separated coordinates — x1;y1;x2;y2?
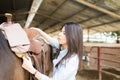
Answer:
55;22;83;69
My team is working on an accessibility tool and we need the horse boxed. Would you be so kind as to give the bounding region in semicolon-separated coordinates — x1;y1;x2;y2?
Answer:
0;28;53;80
0;29;30;80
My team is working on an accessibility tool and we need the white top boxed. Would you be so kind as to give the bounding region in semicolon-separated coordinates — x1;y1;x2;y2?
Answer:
40;38;79;80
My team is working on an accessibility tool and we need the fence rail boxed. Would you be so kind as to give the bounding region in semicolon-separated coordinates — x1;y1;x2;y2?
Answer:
84;46;120;80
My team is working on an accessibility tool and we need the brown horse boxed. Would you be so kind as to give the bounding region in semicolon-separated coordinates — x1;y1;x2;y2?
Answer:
0;29;30;80
0;28;53;80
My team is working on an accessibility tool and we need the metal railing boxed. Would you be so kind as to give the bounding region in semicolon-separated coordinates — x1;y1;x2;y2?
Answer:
84;46;120;80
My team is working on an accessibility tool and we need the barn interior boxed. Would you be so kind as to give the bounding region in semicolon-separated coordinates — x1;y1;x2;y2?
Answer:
0;0;120;38
0;0;120;80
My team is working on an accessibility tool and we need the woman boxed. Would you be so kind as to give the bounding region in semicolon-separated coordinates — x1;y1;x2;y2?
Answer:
22;22;83;80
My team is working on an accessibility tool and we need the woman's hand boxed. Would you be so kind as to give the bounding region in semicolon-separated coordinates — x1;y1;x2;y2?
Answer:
22;56;36;74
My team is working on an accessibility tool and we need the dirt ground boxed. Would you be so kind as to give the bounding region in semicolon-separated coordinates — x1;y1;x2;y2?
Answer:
76;70;120;80
49;69;120;80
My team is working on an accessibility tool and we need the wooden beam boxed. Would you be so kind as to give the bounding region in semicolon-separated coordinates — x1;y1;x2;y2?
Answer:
44;0;103;32
45;12;102;33
37;13;63;23
49;19;120;34
43;7;88;31
24;0;43;28
75;0;120;19
39;0;68;25
0;10;63;23
85;20;120;29
79;14;105;23
79;8;119;24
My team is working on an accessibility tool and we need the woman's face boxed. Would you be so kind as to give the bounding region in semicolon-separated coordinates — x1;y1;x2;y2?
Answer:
57;27;67;48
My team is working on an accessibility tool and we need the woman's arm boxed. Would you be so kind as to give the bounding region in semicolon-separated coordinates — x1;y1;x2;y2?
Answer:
30;27;59;48
22;54;79;80
22;56;50;80
30;27;52;43
22;56;42;80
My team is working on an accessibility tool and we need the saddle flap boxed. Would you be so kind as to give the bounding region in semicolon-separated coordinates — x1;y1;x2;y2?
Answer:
4;23;30;47
3;23;30;52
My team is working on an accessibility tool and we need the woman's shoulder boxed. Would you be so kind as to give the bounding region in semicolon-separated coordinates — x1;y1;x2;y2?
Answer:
71;53;78;57
65;53;79;63
49;38;59;48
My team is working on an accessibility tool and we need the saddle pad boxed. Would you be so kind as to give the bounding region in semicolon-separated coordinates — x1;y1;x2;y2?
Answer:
3;23;30;52
15;52;27;58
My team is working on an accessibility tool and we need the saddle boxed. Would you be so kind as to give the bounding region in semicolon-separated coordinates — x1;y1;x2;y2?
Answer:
13;38;51;80
0;13;47;80
0;23;30;54
29;39;47;73
1;25;52;80
27;38;52;80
